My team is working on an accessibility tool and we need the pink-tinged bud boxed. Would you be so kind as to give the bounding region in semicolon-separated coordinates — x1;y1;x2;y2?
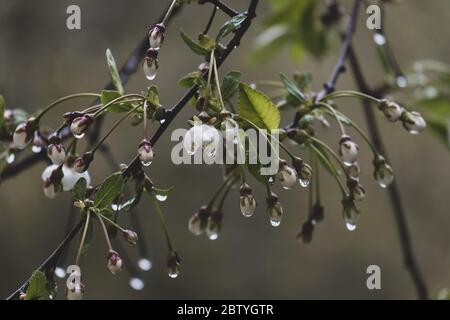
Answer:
73;152;93;173
47;135;66;165
339;135;359;165
107;250;123;275
13;119;37;149
70;115;93;139
138;139;154;166
42;165;64;199
123;229;138;245
148;23;165;49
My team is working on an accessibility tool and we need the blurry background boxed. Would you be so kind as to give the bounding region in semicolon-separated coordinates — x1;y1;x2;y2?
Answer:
0;0;449;299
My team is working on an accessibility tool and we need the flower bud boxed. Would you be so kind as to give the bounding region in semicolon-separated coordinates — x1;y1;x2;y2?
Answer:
188;206;210;236
342;197;359;231
70;114;93;139
292;158;313;187
148;23;165;49
373;156;394;188
123;229;138;245
239;183;257;218
42;165;64;199
143;48;159;81
167;251;181;279
378;99;404;122
339;135;359;165
138;139;154;166
347;177;365;201
63;111;85;125
266;192;283;227
47;135;66;165
73;152;94;173
206;210;223;240
107;250;123;275
13;119;37;149
277;160;298;190
345;161;361;179
401;111;426;134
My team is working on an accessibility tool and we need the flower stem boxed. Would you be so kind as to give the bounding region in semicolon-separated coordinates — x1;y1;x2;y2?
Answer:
212;54;225;110
150;192;173;252
75;211;91;265
208;168;238;209
97;213;113;251
322;90;381;104
99;212;125;232
161;0;178;26
93;95;145;117
36;93;101;121
202;50;216;112
316;102;346;136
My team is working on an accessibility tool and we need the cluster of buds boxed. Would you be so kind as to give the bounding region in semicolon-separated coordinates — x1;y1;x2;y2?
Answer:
184;112;220;158
188;205;210;236
138;139;155;166
266;192;284;227
12;118;38;150
41;164;91;199
239;183;257;218
377;99;426;134
106;250;123;275
143;24;165;80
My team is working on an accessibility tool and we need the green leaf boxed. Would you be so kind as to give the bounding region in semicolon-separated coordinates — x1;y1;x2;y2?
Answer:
221;71;242;100
100;90;133;113
198;33;216;51
151;185;174;201
178;71;203;88
0;95;5;127
280;73;305;103
293;72;313;91
146;85;161;107
72;178;87;201
180;29;210;55
217;13;247;42
106;49;124;94
25;271;47;300
80;219;94;257
238;82;280;130
94;173;124;209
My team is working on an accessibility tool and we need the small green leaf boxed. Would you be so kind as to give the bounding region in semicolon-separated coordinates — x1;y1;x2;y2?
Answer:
238;82;280;130
178;71;202;88
198;33;216;51
217;13;247;42
106;49;124;94
72;178;87;201
100;90;133;113
280;73;305;103
146;85;161;107
151;185;174;201
293;72;313;91
99;208;114;220
0;95;5;127
25;271;47;300
94;173;124;209
180;29;210;55
221;71;242;100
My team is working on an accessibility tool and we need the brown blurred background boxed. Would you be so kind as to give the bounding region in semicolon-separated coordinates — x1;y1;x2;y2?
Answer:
0;0;449;299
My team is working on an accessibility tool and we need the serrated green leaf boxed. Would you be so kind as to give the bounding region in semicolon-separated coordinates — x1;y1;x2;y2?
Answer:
106;49;124;94
0;95;5;127
25;271;47;300
280;73;305;103
146;85;161;107
94;173;124;209
180;29;210;55
238;82;280;130
217;13;247;42
221;71;242;100
100;90;133;113
72;178;87;201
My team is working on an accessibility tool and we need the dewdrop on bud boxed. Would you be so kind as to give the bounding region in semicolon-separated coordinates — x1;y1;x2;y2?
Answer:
47;135;66;165
73;152;93;173
106;250;123;275
373;157;394;188
138;139;154;166
347;178;365;202
239;183;257;218
345;162;361;179
378;99;404;122
277;160;298;190
123;229;138;245
266;192;283;227
342;197;359;231
167;251;181;279
292;158;312;187
143;48;159;81
339;135;359;165
148;23;165;49
401;111;426;134
70;115;93;139
206;211;223;240
188;206;209;236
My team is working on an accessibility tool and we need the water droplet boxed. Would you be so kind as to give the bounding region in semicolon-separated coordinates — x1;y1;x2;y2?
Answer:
73;132;85;139
168;270;179;279
129;277;145;290
396;75;407;88
345;222;357;231
156;194;167;202
54;266;66;279
208;233;219;240
299;178;310;188
373;33;386;46
140;160;152;167
138;258;152;271
268;176;274;184
143;62;157;81
270;218;281;227
111;204;119;211
32;145;42;153
6;153;15;164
